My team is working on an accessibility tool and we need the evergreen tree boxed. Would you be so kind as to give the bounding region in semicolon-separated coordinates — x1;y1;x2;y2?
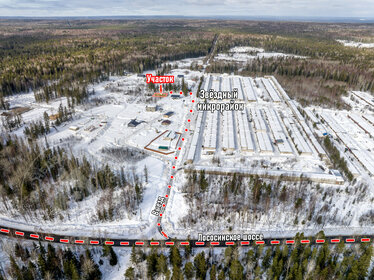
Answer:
146;249;158;278
184;262;195;279
169;246;182;267
130;245;139;265
37;252;47;278
9;256;22;280
199;170;208;192
194;252;208;280
262;248;272;270
171;265;183;280
43;111;50;133
156;254;168;275
229;259;244;280
124;267;135;280
210;264;217;280
109;246;118;266
218;270;225;280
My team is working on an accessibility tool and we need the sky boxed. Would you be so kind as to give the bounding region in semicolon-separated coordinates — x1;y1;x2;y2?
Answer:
1;0;374;18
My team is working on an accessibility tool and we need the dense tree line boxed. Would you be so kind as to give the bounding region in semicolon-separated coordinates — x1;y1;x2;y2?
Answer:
0;22;213;105
123;233;374;279
244;57;374;91
213;33;374;107
3;20;372;109
3;233;374;279
1;112;22;131
147;78;190;96
34;85;92;105
206;62;239;75
6;242;110;279
323;136;354;181
23;103;73;139
0;135;143;219
182;170;361;231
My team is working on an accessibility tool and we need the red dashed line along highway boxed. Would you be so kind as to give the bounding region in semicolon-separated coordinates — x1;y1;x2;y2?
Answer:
1;228;374;247
1;91;372;248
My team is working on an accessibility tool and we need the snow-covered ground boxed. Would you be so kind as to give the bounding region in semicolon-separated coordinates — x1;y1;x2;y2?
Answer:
0;57;205;240
337;39;374;48
229;46;265;53
215;46;306;62
163;169;374;239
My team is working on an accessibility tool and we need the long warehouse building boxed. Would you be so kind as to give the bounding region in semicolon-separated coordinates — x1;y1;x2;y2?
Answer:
261;78;282;103
263;108;293;154
236;110;255;152
241;77;257;102
186;111;203;162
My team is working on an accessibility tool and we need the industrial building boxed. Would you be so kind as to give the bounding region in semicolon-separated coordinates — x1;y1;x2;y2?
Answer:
69;126;79;131
164;130;177;140
161;120;171;126
163;111;175;118
128;119;142;127
146;105;158;112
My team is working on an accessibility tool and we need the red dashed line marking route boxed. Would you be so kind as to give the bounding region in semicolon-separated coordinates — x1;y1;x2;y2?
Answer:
157;91;194;240
0;225;372;247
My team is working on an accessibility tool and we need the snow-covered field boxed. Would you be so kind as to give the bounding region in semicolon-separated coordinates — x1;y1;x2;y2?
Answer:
337;39;374;48
215;46;306;62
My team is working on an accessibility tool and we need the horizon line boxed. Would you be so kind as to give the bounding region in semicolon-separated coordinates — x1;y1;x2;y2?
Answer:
1;15;374;23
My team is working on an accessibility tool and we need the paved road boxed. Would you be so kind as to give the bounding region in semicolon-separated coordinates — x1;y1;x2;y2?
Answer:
1;225;373;247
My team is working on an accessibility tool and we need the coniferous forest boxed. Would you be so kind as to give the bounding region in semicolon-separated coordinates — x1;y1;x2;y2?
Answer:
4;233;374;280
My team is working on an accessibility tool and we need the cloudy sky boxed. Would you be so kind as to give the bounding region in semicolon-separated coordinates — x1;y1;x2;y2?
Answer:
1;0;374;18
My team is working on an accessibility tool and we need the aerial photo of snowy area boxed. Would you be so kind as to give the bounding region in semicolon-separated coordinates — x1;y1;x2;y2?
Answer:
1;0;374;278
